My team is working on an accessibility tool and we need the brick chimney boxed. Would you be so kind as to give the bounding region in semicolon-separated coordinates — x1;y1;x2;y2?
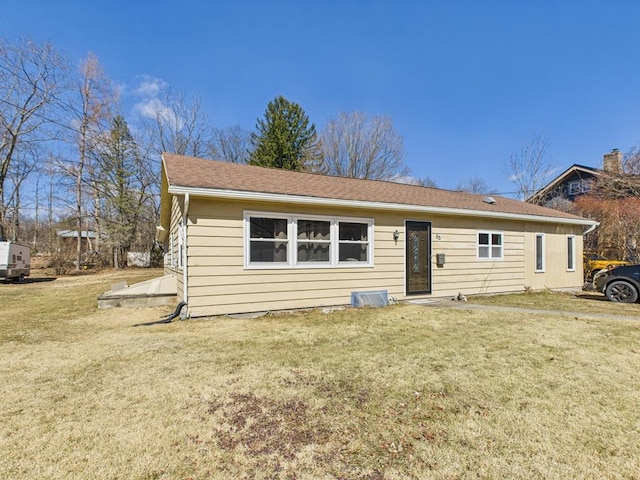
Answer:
603;148;622;174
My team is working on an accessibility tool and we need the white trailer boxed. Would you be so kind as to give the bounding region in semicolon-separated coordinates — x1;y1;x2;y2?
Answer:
0;241;31;282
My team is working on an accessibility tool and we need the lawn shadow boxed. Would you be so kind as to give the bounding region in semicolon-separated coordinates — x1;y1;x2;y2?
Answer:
575;292;609;302
1;276;57;285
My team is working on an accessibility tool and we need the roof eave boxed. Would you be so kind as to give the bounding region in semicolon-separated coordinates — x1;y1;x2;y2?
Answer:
526;165;601;202
168;185;598;227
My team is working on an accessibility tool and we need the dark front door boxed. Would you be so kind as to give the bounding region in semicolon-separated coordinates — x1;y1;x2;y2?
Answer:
406;221;432;295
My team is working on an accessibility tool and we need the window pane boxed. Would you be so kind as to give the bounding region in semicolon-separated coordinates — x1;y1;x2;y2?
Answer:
298;220;330;240
491;233;502;246
250;217;287;239
479;233;489;245
567;237;574;270
479;246;490;258
492;246;502;258
536;235;544;270
339;243;368;262
339;222;368;241
297;242;330;262
250;241;287;263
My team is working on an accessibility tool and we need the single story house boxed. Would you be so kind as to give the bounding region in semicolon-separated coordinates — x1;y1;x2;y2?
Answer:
158;153;598;317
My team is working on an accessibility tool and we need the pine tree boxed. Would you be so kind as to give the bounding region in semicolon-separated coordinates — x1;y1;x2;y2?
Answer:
95;115;151;268
249;96;319;170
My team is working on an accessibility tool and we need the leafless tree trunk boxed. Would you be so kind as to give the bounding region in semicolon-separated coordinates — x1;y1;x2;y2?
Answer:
455;176;496;194
503;133;556;201
209;125;250;163
317;111;409;180
0;38;68;237
61;53;115;269
6;149;37;240
139;88;212;158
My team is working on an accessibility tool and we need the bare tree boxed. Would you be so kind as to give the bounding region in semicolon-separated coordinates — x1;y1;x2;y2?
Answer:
393;175;438;188
504;133;556;201
455;176;496;194
0;38;68;239
572;152;640;261
317;111;409;180
4;146;38;240
60;52;116;269
140;88;212;158
623;146;640;175
210;125;250;163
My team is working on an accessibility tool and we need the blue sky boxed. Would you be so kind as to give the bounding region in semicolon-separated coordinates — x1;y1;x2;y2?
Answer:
3;0;640;195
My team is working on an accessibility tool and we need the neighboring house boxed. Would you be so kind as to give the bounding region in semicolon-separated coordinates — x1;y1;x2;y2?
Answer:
56;230;99;253
527;149;622;205
158;153;598;317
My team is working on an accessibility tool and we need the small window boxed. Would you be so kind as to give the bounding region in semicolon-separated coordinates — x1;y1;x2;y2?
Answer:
567;236;575;271
169;232;174;267
177;219;185;270
568;181;581;195
478;231;503;260
535;233;545;272
568;179;591;195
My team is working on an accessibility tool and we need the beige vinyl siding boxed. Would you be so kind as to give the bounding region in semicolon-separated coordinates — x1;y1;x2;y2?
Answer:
176;196;586;317
185;198;404;316
429;218;525;296
165;195;184;300
524;224;584;291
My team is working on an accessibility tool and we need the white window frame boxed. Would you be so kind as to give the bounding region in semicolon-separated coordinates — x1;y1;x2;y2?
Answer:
568;179;592;195
477;231;503;260
568;181;581;195
535;233;545;273
177;218;185;270
567;235;576;272
244;211;374;269
246;214;291;266
169;230;174;267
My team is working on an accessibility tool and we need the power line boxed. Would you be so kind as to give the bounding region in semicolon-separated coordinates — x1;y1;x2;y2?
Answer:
0;97;78;134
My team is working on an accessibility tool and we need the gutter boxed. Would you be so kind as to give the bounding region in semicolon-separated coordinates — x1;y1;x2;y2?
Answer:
168;185;598;228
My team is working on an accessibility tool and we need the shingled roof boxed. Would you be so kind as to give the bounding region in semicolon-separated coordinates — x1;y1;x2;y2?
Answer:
161;153;596;226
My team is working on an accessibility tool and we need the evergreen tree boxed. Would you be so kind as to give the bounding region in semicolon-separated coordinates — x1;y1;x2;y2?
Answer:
249;95;319;170
95;115;152;268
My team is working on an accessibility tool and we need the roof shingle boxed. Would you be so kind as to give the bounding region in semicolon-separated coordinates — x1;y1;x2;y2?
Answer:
162;153;593;224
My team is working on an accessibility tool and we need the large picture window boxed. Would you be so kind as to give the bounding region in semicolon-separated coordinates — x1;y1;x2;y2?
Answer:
245;212;373;268
478;231;503;260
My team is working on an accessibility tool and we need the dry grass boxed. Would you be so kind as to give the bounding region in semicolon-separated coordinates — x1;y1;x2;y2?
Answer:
467;289;640;317
2;271;640;479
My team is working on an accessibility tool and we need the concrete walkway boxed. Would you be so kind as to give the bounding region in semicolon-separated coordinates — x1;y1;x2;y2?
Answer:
414;298;640;322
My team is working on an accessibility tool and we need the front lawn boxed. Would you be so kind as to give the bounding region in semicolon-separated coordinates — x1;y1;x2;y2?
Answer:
1;273;639;479
467;288;640;317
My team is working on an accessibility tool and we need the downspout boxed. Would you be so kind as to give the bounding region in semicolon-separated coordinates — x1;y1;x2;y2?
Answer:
583;223;597;235
182;193;190;309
